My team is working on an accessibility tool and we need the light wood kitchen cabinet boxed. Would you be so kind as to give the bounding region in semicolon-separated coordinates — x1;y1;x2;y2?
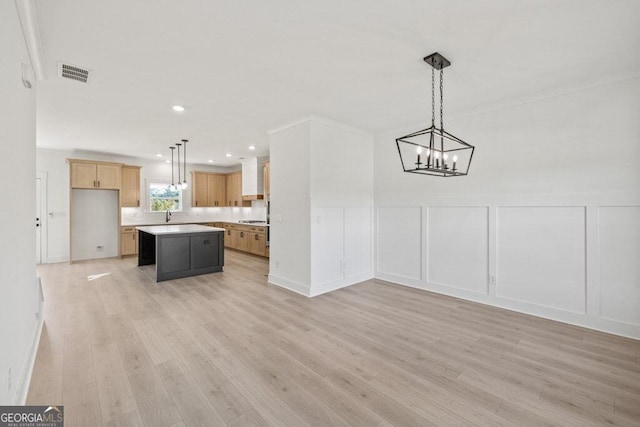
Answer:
121;165;141;207
248;229;267;256
191;171;227;207
230;229;249;251
226;172;241;206
263;161;270;197
207;174;226;207
215;222;267;257
120;226;138;256
70;160;121;189
225;172;251;207
192;172;208;207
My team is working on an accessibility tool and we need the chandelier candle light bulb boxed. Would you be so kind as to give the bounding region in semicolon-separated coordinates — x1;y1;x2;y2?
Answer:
434;151;440;168
443;153;449;169
416;146;422;166
453;155;458;171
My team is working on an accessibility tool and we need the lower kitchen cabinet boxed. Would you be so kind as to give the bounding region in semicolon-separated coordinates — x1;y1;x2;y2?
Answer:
121;226;138;256
208;222;268;257
248;231;266;256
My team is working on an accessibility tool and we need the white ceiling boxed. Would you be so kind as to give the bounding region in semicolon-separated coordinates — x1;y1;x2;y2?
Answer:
34;0;640;166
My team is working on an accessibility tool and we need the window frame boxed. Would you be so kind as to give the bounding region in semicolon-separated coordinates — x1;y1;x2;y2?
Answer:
147;179;183;213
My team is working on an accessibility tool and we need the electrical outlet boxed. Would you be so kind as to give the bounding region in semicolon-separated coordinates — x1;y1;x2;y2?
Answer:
489;275;496;285
96;246;104;252
8;367;12;392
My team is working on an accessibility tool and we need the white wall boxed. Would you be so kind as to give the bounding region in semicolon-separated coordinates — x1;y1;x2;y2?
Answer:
71;189;119;260
268;120;312;295
0;2;41;404
36;148;267;262
309;119;374;295
374;77;640;339
269;117;374;297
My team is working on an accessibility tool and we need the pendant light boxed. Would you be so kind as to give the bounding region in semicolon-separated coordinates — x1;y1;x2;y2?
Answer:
181;139;188;190
169;146;177;191
396;52;475;177
176;141;182;191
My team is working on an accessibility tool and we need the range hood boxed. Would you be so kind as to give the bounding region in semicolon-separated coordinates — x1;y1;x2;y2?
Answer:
241;156;268;200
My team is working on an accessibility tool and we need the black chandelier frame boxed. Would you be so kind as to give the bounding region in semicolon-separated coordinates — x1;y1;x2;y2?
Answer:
396;52;475;177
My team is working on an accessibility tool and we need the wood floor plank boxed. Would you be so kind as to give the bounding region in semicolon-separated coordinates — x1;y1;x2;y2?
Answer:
156;358;227;426
27;252;640;426
92;342;138;424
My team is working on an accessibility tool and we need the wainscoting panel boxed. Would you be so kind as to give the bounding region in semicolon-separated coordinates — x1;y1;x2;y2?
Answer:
598;206;640;326
344;207;372;279
376;207;422;280
426;206;489;294
496;206;586;313
311;208;344;286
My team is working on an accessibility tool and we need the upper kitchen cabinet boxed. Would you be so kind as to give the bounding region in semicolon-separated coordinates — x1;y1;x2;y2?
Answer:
263;160;270;197
207;174;226;207
69;159;122;189
226;171;241;206
121;165;141;207
191;171;226;207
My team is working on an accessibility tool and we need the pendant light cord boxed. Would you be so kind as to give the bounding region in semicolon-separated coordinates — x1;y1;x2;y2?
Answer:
169;147;175;186
176;143;181;184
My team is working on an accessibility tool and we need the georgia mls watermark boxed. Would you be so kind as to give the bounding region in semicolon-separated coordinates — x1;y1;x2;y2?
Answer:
0;406;63;427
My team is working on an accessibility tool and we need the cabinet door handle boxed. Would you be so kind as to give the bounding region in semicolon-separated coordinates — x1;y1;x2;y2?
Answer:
227;230;231;235
195;201;198;206
132;233;135;240
255;234;259;240
93;180;97;187
97;180;100;188
240;232;244;238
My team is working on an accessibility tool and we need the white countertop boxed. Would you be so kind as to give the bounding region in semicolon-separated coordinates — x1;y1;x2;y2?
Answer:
136;224;225;235
122;220;268;227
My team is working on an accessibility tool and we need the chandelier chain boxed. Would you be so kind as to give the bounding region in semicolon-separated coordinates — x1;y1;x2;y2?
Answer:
431;67;435;127
439;68;444;132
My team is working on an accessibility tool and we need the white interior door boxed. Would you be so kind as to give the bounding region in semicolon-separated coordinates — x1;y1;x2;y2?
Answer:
36;177;42;264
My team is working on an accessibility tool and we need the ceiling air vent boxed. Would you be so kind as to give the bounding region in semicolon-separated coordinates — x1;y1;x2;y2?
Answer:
58;62;91;83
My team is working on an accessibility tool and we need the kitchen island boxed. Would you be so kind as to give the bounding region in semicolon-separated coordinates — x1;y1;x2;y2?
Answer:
137;224;225;282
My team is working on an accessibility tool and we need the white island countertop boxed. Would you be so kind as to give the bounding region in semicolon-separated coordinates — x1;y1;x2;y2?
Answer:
136;224;225;235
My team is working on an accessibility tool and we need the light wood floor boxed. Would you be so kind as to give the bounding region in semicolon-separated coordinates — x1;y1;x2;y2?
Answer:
28;251;640;426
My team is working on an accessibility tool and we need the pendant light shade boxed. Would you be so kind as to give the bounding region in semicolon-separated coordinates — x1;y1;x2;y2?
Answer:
396;52;475;177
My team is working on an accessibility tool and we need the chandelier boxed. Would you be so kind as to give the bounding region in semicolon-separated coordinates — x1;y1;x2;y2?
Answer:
396;52;475;177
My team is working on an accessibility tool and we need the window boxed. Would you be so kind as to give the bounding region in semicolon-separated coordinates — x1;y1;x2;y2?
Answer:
149;182;182;212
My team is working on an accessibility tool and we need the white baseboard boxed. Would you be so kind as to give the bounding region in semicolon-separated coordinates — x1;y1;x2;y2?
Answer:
375;272;640;341
267;274;311;297
15;316;43;404
310;271;374;297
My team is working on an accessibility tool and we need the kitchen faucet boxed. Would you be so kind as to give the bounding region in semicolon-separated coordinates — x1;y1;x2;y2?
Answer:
166;210;171;223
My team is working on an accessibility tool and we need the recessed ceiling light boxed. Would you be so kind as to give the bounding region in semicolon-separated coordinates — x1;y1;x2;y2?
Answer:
225;153;232;157
165;160;170;163
172;105;185;112
207;160;214;163
248;145;256;150
156;153;163;157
